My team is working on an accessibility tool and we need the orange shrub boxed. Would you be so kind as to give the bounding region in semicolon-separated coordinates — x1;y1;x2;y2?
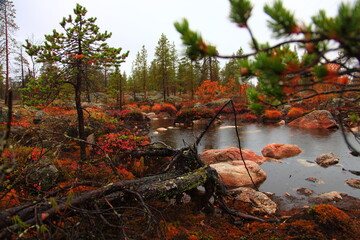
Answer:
195;80;220;100
160;103;177;115
287;107;306;118
151;103;161;113
124;103;138;108
0;189;20;208
140;105;151;113
264;110;282;119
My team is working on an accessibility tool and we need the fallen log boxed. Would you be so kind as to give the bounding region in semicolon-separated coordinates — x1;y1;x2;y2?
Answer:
0;164;214;238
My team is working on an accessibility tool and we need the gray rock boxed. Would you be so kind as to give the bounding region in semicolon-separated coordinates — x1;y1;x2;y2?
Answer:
230;187;277;215
206;98;231;108
33;111;46;124
193;102;206;108
315;152;339;167
310;191;342;203
28;160;59;191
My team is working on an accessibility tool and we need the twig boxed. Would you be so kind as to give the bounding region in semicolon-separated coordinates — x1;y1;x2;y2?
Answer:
230;100;259;191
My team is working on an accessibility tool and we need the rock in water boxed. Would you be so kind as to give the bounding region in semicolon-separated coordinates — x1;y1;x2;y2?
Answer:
156;127;168;132
296;187;314;196
315;152;339;167
199;147;267;165
288;110;338;129
210;160;267;188
306;177;325;184
261;143;302;159
346;179;360;189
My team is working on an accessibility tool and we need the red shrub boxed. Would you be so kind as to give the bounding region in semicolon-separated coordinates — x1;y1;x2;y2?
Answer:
96;131;149;157
239;113;258;122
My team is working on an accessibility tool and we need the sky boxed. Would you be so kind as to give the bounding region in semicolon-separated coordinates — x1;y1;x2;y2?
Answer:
12;0;349;75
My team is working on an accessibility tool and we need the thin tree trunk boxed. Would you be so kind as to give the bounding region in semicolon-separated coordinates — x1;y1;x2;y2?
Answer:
4;7;9;104
75;86;86;161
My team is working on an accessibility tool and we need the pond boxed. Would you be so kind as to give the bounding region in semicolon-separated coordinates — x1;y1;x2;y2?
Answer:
148;117;360;199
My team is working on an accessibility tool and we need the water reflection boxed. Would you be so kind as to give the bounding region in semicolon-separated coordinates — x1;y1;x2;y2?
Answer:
149;118;360;198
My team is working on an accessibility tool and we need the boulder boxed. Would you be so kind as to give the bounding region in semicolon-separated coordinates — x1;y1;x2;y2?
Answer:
206;98;231;108
315;152;339;167
199;147;267;165
296;187;314;196
310;191;343;203
346;179;360;189
210;160;267;188
193;102;206;108
230;187;277;215
288;110;338;129
156;127;168;132
305;177;325;184
27;160;60;191
261;143;302;159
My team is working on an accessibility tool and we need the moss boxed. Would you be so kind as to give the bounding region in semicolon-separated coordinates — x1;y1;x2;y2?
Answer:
306;204;360;238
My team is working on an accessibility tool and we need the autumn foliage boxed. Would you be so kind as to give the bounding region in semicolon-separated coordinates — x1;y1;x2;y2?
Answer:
264;110;283;119
287;107;306;118
96;130;149;157
195;79;247;101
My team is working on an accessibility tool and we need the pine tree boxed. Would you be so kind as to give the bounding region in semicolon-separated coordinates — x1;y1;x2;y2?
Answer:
132;45;149;99
154;34;176;102
220;49;243;87
109;66;126;109
177;57;198;98
0;0;18;102
24;4;128;161
14;44;30;88
175;0;360;155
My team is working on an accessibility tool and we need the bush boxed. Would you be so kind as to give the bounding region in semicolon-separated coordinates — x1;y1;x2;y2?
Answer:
123;110;144;121
160;103;177;116
175;108;215;124
96;131;149;158
264;110;283;119
214;105;250;114
151;103;162;113
140;105;151;113
287;107;306;118
239;113;258;122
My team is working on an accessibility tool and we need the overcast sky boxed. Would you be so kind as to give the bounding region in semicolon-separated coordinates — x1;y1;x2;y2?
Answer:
13;0;348;75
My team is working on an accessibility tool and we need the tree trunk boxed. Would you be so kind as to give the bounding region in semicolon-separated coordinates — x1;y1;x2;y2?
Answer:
4;7;9;104
75;86;86;161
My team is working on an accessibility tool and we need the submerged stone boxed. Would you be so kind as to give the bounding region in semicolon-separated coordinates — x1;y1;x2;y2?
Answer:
346;178;360;189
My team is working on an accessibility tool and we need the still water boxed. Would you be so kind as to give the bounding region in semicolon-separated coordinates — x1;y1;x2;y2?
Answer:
149;118;360;198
